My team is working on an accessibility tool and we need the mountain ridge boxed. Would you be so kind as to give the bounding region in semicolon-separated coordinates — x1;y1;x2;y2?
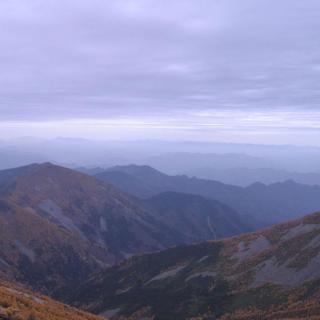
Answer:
67;210;320;319
0;163;250;295
96;164;320;223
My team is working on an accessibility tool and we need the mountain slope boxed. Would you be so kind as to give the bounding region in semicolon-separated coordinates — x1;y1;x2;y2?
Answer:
0;279;105;320
145;192;251;242
2;163;176;257
0;163;173;293
0;163;249;294
68;211;320;320
96;170;155;198
97;165;320;223
0;198;103;294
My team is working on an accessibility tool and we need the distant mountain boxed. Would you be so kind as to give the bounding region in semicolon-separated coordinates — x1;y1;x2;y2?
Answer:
97;165;320;224
189;166;320;187
0;163;249;294
145;152;271;175
68;211;320;320
141;144;320;173
96;165;172;198
0;279;104;320
3;139;320;172
97;170;154;198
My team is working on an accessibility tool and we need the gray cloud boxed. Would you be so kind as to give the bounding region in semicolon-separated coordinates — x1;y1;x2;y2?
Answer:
0;0;320;143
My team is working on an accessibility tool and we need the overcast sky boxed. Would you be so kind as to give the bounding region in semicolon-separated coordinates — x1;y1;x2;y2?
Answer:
1;0;320;145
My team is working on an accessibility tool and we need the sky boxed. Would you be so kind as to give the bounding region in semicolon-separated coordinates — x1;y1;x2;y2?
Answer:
1;0;320;145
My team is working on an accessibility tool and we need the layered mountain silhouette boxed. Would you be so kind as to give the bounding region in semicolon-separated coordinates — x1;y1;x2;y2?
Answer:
69;210;320;320
145;152;270;174
0;163;249;294
2;163;320;319
96;165;320;224
188;166;320;187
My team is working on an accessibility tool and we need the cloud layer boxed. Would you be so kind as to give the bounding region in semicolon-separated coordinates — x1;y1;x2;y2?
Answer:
1;0;320;143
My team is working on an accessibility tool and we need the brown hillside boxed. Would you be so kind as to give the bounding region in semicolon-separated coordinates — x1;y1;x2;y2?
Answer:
68;211;320;320
0;279;105;320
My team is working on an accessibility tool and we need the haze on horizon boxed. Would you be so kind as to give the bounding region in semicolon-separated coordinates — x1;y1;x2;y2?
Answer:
1;0;320;146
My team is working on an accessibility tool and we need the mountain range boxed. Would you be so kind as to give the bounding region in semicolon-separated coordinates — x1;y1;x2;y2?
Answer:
1;162;320;319
188;166;320;187
68;210;320;320
142;151;320;184
0;163;249;295
144;152;270;174
95;165;320;224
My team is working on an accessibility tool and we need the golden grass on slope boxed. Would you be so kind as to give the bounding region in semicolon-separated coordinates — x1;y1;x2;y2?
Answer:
219;298;320;320
0;280;105;320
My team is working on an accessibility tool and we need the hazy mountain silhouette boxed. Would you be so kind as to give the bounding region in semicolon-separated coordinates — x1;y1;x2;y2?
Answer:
97;165;320;224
